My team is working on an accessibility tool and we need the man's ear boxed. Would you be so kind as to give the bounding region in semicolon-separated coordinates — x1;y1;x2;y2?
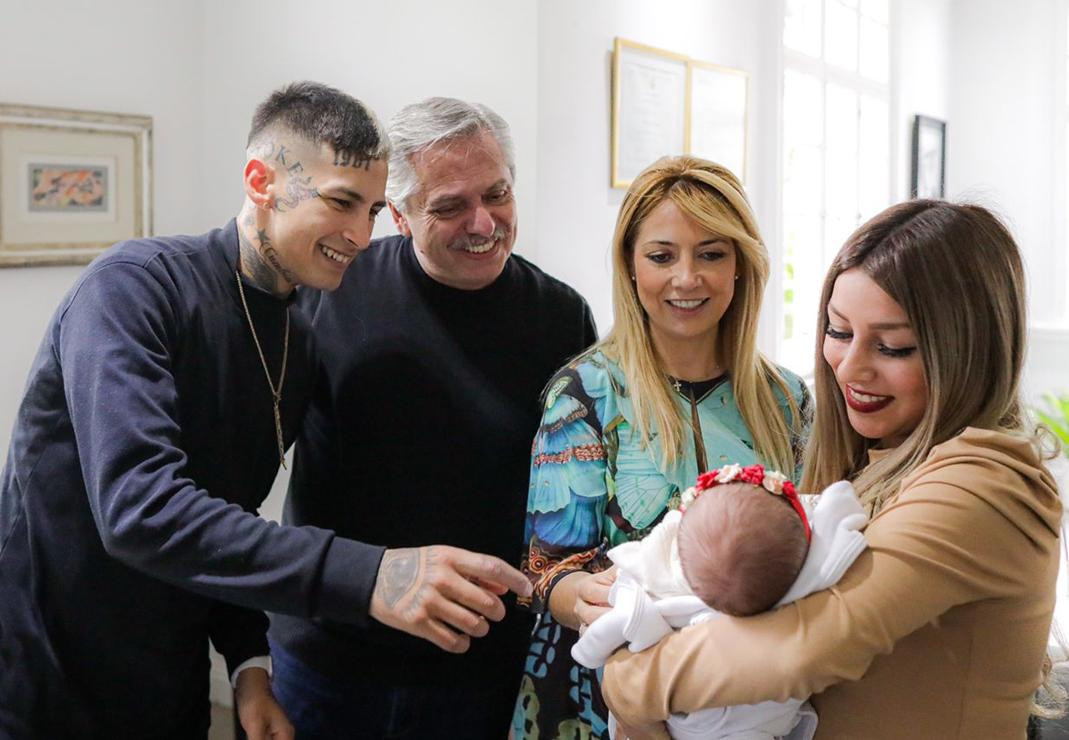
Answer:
389;201;412;237
243;158;277;210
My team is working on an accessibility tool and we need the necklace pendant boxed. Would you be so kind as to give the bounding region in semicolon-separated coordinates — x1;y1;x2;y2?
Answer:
235;270;291;473
273;400;287;470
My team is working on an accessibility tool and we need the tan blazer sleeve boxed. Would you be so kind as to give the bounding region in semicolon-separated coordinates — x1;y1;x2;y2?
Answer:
601;471;1049;736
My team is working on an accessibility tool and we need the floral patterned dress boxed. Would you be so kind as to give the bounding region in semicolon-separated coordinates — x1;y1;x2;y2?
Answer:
511;350;810;739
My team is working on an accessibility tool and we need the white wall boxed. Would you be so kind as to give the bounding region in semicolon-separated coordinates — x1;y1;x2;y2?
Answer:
947;0;1061;324
197;0;539;245
943;0;1068;400
894;0;952;201
0;0;203;457
534;0;773;337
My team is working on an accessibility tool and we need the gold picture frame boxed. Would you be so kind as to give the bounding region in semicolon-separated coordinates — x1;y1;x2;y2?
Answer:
0;103;153;267
611;38;689;189
611;37;749;189
687;59;749;184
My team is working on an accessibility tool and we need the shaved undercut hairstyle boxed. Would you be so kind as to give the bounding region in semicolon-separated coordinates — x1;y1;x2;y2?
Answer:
247;80;388;162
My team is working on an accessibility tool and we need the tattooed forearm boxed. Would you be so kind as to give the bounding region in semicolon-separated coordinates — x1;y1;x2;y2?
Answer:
377;548;422;608
333;150;374;170
238;226;295;296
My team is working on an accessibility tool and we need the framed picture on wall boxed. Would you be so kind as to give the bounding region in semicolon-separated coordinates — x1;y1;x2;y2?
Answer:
0;103;152;267
688;60;748;182
910;114;946;199
611;37;750;188
611;38;688;188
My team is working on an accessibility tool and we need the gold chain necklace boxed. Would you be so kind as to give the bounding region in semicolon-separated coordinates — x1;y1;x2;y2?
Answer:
235;270;290;469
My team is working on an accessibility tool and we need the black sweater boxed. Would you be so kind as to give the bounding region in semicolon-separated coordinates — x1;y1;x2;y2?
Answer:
269;235;597;688
0;222;382;738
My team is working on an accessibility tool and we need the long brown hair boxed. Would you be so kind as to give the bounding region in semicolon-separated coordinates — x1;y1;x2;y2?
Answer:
801;200;1028;514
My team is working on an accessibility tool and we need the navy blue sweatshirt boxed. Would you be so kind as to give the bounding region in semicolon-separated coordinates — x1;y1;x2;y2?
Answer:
269;235;597;689
0;222;383;738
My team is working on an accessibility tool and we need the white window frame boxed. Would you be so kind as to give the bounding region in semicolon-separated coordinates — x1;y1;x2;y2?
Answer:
772;0;896;375
1054;0;1069;327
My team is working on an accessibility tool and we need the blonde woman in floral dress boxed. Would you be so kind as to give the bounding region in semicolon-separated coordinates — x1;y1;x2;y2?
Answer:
511;157;810;739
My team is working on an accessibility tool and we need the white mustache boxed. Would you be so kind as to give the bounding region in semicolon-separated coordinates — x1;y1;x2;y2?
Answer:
448;225;509;251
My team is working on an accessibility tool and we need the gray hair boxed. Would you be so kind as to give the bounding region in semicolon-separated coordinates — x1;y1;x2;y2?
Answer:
386;97;516;212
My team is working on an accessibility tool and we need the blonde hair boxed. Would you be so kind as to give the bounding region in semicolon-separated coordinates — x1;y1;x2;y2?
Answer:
599;156;801;472
801;200;1029;515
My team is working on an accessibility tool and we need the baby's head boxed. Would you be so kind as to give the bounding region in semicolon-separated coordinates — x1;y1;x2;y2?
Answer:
677;466;810;617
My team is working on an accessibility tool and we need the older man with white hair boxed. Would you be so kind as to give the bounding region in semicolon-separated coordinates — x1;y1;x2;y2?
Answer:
268;97;597;738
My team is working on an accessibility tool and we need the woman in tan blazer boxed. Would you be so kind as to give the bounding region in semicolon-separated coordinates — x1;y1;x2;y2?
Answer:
599;200;1062;740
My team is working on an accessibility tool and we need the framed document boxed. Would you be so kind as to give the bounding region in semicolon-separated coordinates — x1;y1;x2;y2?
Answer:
688;60;748;182
0;103;153;267
611;38;688;188
611;38;750;188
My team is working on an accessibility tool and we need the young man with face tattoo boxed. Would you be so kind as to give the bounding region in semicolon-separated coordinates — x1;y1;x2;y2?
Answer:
0;82;532;739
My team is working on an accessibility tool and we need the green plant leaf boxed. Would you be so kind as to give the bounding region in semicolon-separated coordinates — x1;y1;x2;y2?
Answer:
1034;393;1069;458
1036;410;1069;444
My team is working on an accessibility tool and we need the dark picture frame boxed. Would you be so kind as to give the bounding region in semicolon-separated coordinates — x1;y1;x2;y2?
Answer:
910;114;946;199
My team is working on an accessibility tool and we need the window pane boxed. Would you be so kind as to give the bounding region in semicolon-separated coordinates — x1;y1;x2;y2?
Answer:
858;94;890;220
781;0;892;371
859;17;889;82
784;70;824;220
825;84;859;230
825;214;857;265
860;0;889;23
784;145;823;217
782;68;825;374
825;0;859;72
784;0;822;57
781;211;822;375
784;70;823;148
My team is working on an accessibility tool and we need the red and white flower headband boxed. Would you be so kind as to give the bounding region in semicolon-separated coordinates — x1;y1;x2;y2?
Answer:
680;463;811;542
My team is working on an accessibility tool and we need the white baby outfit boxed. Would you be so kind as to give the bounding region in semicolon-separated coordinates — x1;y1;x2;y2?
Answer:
572;481;868;740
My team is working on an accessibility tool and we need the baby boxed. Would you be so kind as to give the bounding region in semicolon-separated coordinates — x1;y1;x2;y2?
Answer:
572;464;868;740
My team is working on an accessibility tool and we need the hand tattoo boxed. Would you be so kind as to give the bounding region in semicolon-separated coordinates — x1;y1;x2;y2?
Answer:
377;548;422;608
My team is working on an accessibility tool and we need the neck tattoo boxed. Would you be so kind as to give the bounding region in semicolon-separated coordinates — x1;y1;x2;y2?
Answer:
235;270;290;469
238;225;293;297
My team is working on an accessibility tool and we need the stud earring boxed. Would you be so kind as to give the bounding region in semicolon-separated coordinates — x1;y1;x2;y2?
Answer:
734;274;739;281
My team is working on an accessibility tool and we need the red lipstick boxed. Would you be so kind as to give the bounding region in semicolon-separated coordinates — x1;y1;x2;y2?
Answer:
845;385;893;413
